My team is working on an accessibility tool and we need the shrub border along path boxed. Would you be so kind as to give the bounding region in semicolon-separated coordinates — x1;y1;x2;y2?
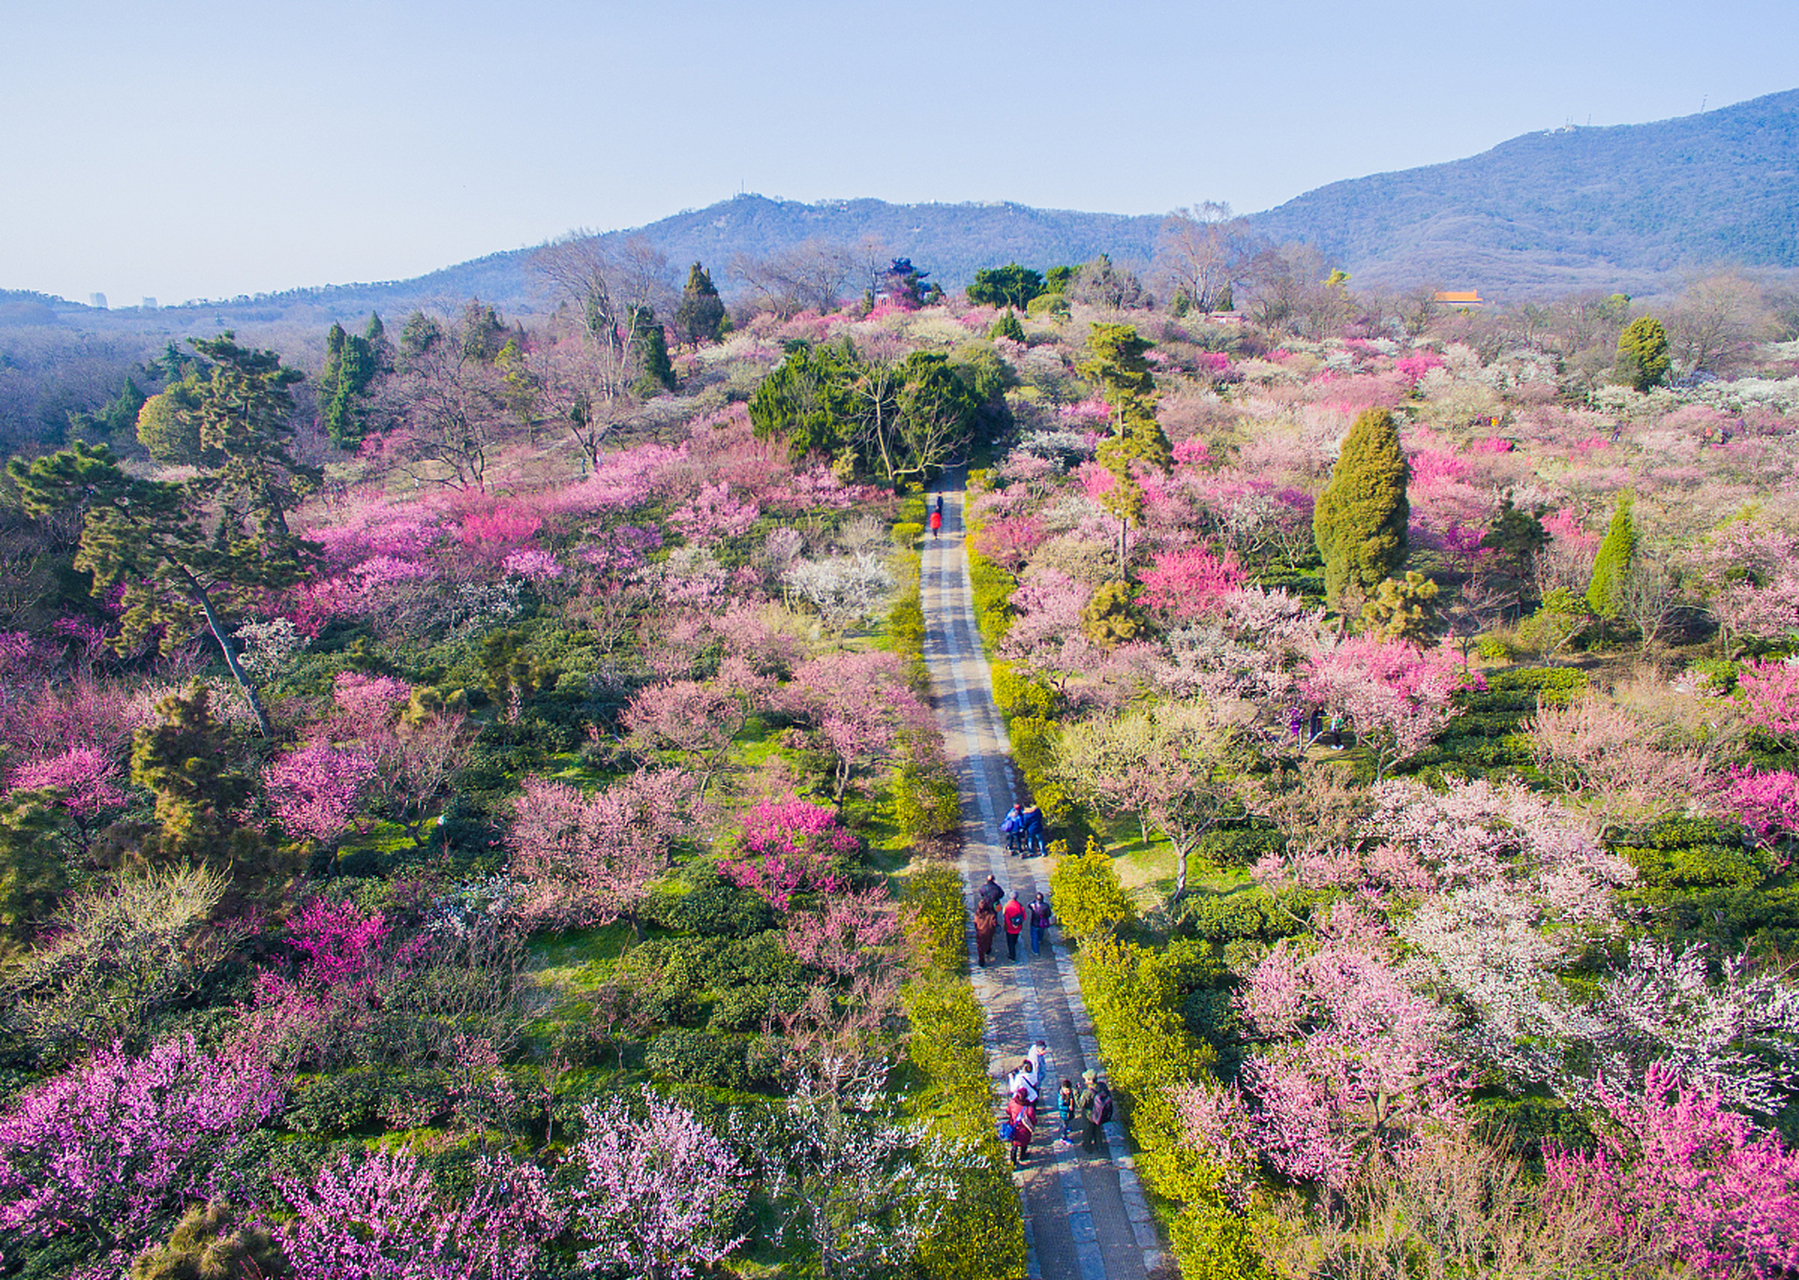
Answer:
924;479;1164;1280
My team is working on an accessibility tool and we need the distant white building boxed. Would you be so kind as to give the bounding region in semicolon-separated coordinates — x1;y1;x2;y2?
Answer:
88;292;107;310
142;297;157;310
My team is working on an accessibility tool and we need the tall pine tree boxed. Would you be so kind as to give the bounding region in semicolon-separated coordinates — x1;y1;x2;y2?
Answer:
1079;323;1170;578
10;336;321;738
1314;407;1409;616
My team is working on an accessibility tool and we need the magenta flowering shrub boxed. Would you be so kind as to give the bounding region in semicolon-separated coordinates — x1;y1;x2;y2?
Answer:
263;744;378;843
719;796;857;911
1728;766;1799;847
458;505;543;550
0;1035;284;1273
289;896;392;989
7;745;127;816
1544;1062;1799;1278
1137;547;1244;621
1737;659;1799;750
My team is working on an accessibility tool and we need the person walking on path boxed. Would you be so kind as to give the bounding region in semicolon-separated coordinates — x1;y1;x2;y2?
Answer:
1072;1071;1113;1154
929;507;942;538
978;874;1004;910
1020;803;1046;857
1008;1060;1040;1104
1002;893;1026;960
1024;1038;1048;1089
1006;1087;1036;1165
1027;892;1052;955
974;899;999;968
1000;802;1025;856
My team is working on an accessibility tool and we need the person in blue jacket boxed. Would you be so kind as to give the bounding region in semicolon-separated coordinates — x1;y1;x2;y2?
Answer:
1020;803;1046;858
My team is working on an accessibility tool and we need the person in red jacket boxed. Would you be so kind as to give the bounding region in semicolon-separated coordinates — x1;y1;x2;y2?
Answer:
1002;893;1026;961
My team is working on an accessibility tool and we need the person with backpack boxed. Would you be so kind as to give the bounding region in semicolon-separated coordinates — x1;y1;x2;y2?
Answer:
999;803;1024;856
974;899;998;968
1005;1086;1036;1165
1007;1061;1039;1105
1002;893;1026;960
978;875;1004;910
1080;1072;1113;1153
1020;804;1046;857
1027;892;1052;955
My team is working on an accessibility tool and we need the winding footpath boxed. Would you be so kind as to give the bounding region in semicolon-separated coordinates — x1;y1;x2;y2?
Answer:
921;482;1165;1280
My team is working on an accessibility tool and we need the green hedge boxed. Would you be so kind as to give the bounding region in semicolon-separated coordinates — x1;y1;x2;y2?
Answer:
902;877;1027;1280
1048;838;1135;943
902;866;966;974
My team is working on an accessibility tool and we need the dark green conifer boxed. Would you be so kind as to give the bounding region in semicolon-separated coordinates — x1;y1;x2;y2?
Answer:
674;262;727;345
988;309;1026;343
1313;407;1409;615
1616;317;1671;391
630;307;676;395
1586;495;1637;619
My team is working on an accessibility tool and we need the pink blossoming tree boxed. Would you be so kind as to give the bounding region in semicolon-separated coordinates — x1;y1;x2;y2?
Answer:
280;1143;562;1280
568;1090;751;1280
0;1035;284;1274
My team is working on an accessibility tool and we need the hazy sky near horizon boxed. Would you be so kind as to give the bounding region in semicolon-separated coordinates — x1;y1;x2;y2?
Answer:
4;0;1796;306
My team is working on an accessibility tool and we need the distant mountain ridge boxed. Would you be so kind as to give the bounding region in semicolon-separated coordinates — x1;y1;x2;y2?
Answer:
10;87;1797;328
1243;88;1799;293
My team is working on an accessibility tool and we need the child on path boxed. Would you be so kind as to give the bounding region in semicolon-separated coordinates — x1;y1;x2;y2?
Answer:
1000;803;1024;856
1055;1079;1076;1140
1002;893;1026;960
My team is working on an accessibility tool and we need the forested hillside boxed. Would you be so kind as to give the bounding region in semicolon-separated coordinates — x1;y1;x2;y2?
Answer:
1246;87;1799;291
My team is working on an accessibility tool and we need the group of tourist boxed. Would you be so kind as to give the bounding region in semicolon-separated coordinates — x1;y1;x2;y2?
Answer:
998;1039;1114;1165
974;875;1053;965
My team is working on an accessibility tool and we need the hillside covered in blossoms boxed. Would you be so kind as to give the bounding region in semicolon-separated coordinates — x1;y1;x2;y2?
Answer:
1;240;1798;1278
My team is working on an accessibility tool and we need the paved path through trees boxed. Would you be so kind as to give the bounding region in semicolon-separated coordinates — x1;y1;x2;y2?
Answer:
921;483;1163;1280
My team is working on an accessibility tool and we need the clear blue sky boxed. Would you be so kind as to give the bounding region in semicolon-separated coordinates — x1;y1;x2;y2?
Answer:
4;0;1795;306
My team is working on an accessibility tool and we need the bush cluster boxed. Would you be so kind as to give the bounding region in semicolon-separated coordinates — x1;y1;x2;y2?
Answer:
901;883;1026;1280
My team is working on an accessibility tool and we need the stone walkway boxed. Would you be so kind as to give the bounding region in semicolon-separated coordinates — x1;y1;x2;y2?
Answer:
921;483;1164;1280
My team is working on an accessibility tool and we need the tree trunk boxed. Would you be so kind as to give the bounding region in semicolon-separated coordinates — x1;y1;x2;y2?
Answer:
188;580;274;738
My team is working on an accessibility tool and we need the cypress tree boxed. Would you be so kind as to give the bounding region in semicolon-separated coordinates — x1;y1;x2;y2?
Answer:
1586;495;1636;618
1313;407;1409;615
629;307;676;395
675;262;727;346
988;309;1026;343
1616;317;1671;391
